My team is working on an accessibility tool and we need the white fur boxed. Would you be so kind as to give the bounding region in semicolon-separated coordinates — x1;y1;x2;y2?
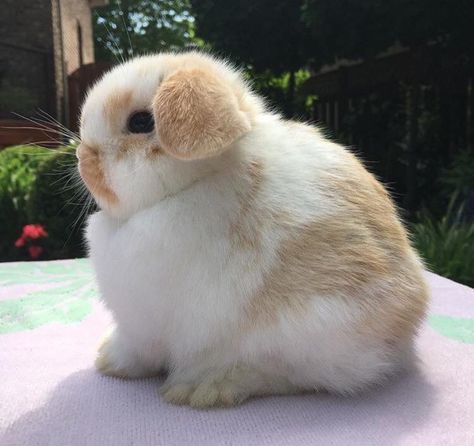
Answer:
81;53;425;407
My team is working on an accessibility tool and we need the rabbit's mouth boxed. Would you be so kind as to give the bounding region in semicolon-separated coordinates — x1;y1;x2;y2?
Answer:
77;144;119;208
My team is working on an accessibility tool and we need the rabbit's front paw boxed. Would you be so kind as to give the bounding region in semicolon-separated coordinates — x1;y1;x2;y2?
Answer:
95;329;158;379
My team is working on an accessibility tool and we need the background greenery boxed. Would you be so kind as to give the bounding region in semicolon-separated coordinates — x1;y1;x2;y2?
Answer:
0;146;91;262
0;146;51;260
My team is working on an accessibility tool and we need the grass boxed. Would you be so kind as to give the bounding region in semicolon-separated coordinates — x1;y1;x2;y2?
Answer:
412;196;474;287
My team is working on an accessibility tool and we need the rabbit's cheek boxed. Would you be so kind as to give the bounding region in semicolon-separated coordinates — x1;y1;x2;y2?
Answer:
77;144;118;206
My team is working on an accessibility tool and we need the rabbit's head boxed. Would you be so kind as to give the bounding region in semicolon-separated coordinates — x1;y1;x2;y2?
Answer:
77;52;263;217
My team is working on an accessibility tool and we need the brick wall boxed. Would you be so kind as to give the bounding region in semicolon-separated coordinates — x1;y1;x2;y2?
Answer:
0;0;107;127
0;0;56;117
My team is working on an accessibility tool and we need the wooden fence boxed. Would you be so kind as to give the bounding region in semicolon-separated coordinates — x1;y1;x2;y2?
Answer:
67;61;113;132
304;45;474;212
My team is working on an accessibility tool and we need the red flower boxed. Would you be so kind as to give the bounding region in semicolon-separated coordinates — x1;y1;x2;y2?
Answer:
22;224;48;240
28;245;43;259
15;237;26;247
14;224;48;256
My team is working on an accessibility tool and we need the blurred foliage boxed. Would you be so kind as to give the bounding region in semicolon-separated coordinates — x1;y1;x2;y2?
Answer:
191;1;311;74
412;150;474;286
441;150;474;200
191;0;474;116
412;194;474;287
0;146;90;262
0;146;51;260
93;0;198;62
26;147;93;260
250;70;315;118
302;0;398;66
190;0;312;116
302;0;474;70
440;149;474;224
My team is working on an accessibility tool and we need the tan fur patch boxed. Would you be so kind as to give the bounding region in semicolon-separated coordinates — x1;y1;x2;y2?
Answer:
245;217;391;325
153;68;251;160
230;160;265;249
145;145;163;159
114;135;160;160
357;268;428;344
244;153;428;343
103;90;133;131
77;144;118;205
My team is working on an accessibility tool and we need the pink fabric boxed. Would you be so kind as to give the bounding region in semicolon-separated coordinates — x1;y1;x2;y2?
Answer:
1;263;473;445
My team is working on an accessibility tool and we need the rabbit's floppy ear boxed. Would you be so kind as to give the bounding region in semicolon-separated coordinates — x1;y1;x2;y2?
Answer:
153;68;251;160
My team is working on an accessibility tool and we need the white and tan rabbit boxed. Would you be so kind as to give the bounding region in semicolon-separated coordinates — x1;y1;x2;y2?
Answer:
78;52;428;408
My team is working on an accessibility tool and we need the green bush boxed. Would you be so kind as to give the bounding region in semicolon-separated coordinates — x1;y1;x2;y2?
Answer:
441;150;474;199
0;145;53;260
412;197;474;287
26;146;94;259
0;145;93;261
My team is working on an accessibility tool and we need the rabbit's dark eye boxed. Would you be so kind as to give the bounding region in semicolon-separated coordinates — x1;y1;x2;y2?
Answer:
127;111;154;134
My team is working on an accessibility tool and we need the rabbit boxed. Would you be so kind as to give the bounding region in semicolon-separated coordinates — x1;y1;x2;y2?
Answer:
78;51;429;408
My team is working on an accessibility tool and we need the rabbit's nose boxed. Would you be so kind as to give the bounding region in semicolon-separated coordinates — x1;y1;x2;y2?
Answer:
76;143;98;160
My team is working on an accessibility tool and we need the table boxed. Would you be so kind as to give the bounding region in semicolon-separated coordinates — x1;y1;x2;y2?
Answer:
1;259;473;445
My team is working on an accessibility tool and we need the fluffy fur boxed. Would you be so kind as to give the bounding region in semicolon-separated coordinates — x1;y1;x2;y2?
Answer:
78;52;429;408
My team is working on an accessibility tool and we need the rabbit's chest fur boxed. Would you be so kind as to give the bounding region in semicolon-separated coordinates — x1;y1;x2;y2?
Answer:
86;130;338;364
86;171;277;365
